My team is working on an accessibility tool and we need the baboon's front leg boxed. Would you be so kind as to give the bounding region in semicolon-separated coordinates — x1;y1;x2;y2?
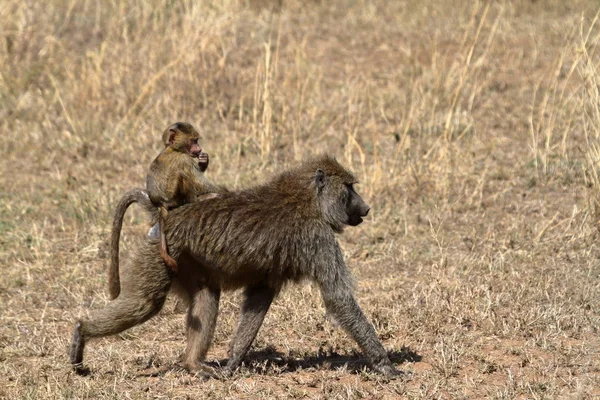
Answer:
225;286;276;373
319;279;403;378
183;286;220;371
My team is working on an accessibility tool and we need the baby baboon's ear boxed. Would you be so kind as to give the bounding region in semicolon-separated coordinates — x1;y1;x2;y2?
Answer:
168;128;178;145
315;169;325;191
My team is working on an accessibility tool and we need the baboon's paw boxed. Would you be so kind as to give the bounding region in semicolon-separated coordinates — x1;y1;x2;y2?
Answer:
185;362;221;380
373;361;410;380
73;364;91;377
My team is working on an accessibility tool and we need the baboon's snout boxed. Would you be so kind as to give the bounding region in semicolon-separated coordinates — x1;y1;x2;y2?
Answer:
347;191;370;225
360;204;370;217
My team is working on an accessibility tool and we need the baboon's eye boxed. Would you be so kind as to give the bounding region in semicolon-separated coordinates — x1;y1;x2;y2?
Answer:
341;185;350;203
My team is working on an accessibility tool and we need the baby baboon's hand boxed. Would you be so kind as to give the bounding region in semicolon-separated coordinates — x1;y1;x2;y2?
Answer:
198;151;209;172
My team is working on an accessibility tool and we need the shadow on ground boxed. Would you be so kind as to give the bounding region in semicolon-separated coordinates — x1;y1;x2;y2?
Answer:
224;346;421;374
129;346;420;378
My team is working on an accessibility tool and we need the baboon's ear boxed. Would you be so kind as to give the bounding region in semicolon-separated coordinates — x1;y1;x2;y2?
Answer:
168;129;177;145
315;169;325;191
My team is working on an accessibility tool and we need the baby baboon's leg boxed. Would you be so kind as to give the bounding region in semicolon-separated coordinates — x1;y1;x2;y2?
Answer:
225;286;276;372
183;286;221;370
159;212;178;272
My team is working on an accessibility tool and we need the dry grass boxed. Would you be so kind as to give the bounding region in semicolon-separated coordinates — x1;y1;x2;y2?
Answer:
2;0;600;398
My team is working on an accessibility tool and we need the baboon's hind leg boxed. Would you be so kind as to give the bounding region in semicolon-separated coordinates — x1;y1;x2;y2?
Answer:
70;294;168;369
70;321;86;371
183;286;221;372
225;286;276;374
69;255;170;372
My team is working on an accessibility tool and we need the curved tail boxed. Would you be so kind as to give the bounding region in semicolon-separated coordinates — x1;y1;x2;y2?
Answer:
108;189;155;300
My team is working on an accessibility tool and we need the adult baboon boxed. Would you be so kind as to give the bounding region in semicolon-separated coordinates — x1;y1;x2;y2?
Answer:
70;155;401;378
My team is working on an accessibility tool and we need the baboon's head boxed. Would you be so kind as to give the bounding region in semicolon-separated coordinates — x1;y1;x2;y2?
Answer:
312;157;371;232
163;122;202;157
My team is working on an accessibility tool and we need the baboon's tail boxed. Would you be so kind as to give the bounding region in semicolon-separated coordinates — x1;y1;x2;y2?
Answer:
108;189;154;300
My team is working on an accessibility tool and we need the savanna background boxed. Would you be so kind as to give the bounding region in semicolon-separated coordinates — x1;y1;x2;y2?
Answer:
2;0;600;398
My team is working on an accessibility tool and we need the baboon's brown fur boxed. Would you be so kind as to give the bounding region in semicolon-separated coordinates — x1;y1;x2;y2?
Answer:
107;189;156;300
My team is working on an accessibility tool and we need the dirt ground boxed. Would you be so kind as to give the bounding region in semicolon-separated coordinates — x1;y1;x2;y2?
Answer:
1;1;600;398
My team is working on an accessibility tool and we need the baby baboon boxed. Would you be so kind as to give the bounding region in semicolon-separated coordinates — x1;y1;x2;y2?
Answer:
106;122;220;299
70;155;401;378
147;122;215;272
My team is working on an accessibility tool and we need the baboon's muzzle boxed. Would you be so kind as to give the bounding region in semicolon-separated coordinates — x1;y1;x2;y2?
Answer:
348;202;370;226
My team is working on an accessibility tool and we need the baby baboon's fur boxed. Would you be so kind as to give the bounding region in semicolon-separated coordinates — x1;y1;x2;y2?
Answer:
146;122;214;272
70;155;401;378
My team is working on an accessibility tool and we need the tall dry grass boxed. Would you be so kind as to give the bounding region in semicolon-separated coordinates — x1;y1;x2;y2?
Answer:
1;0;600;398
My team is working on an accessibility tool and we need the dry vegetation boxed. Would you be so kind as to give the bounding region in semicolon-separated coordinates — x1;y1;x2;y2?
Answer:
2;0;600;398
